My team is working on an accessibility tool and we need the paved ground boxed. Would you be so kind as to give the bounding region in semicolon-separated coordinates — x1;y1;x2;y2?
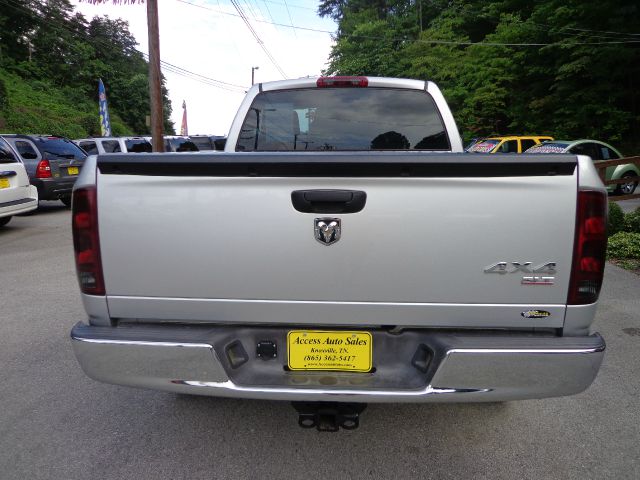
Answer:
1;202;639;480
617;196;640;213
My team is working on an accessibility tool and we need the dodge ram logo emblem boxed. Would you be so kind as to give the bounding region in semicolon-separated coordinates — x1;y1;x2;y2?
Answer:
315;218;341;245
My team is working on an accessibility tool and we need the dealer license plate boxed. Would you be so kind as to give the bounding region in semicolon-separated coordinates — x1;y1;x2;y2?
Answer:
67;166;79;175
0;177;9;189
287;330;372;372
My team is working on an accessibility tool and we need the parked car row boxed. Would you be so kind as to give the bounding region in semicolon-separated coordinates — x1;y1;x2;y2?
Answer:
1;134;87;209
0;132;228;227
74;135;226;154
467;135;639;195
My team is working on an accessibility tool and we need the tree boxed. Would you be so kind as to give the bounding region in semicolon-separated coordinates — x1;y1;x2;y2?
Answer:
80;0;165;150
321;0;640;151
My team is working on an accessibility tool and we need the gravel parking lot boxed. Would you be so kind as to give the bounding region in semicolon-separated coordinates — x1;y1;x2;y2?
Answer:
1;203;639;480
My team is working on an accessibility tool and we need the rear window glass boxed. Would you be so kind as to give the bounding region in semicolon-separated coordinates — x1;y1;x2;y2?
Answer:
236;87;450;151
525;143;568;154
520;139;536;151
101;140;121;153
79;141;98;155
0;138;18;163
13;141;39;159
35;138;86;160
189;136;214;150
125;139;152;153
167;138;199;152
467;140;499;153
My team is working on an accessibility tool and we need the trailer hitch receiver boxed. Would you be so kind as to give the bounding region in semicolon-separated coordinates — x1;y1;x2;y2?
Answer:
292;402;367;431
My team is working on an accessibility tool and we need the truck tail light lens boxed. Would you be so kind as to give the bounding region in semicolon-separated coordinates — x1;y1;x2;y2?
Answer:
316;76;368;88
568;190;607;305
72;186;105;295
36;159;52;178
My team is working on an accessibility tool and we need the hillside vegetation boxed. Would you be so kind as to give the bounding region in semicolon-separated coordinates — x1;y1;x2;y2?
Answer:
0;0;174;137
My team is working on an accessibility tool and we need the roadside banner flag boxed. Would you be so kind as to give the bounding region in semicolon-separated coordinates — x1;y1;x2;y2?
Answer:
98;78;112;136
180;100;188;136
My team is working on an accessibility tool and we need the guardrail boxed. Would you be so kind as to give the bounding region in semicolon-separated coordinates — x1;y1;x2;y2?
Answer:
595;156;640;201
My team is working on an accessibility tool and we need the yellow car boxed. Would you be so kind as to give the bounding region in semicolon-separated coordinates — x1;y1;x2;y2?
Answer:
467;135;554;154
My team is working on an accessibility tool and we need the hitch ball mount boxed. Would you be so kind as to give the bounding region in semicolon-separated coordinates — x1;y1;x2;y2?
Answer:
292;402;367;432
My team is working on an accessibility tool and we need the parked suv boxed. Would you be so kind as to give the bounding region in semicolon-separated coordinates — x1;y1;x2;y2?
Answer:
1;135;87;207
0;137;38;226
74;137;152;155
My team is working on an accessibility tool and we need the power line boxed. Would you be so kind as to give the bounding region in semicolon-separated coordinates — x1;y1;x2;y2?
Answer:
0;0;249;92
175;0;640;47
282;0;298;40
229;0;287;77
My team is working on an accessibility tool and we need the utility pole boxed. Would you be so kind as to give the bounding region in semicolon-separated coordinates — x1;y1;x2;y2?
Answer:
252;66;259;86
147;0;164;152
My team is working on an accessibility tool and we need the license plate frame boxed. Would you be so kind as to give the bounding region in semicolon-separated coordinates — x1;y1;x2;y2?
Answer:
0;177;9;189
68;166;79;175
287;330;373;372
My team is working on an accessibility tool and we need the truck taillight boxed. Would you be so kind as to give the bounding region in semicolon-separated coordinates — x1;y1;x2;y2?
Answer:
36;159;52;178
316;76;368;88
568;190;607;305
72;186;105;295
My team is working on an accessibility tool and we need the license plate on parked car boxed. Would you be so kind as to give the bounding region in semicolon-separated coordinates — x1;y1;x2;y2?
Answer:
0;177;9;189
287;330;372;372
68;166;79;175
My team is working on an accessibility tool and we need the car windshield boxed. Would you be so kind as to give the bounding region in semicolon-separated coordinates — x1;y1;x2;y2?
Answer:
37;137;87;159
525;142;569;153
236;87;450;151
467;140;499;153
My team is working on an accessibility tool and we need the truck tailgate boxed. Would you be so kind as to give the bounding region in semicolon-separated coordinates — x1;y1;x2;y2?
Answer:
97;153;577;328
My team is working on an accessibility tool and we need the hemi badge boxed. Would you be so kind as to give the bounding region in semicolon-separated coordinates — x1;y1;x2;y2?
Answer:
522;276;555;285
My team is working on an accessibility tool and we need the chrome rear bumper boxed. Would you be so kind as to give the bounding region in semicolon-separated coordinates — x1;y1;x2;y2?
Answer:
70;322;605;403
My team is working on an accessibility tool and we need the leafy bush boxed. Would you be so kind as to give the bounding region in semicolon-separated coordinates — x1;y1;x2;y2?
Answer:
607;232;640;259
624;207;640;234
608;202;625;236
0;77;7;109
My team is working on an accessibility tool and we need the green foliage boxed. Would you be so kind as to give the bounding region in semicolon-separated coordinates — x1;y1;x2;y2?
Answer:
0;68;133;138
0;76;7;110
0;1;174;136
608;202;625;236
320;0;640;150
624;207;640;234
607;232;640;260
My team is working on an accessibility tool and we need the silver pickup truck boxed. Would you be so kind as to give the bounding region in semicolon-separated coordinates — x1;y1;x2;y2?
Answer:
70;77;607;429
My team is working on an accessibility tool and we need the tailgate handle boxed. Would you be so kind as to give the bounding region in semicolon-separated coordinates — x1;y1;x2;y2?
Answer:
291;189;367;213
0;170;17;177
